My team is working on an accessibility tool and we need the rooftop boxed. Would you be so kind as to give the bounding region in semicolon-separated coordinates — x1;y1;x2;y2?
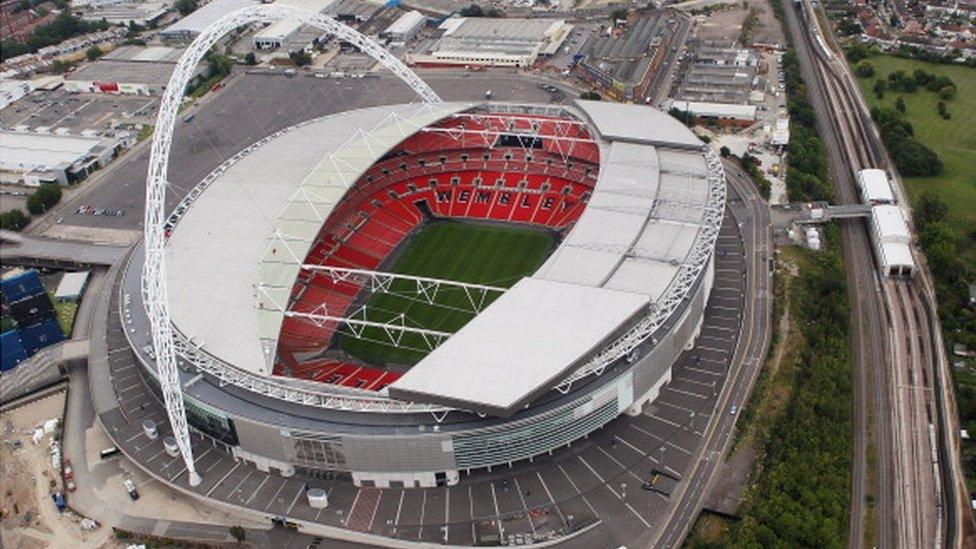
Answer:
161;0;260;37
0;130;106;172
67;60;176;86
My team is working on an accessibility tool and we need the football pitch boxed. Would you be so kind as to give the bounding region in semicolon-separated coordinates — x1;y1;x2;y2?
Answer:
337;222;555;366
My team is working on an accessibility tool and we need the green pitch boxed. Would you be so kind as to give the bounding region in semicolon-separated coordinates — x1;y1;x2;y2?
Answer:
336;222;555;366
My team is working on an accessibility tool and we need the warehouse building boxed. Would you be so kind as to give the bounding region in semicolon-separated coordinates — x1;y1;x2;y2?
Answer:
64;46;204;95
160;0;260;42
0;79;34;112
0;130;120;185
78;0;169;26
253;0;340;50
670;100;756;126
407;17;571;68
577;13;683;101
381;10;425;45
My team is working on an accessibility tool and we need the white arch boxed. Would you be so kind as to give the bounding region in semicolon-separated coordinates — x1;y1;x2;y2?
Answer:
142;4;441;486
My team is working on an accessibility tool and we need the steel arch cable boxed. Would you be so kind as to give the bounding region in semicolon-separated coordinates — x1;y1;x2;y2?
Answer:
143;4;441;485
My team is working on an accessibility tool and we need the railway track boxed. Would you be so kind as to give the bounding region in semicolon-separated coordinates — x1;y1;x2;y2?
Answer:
787;1;960;547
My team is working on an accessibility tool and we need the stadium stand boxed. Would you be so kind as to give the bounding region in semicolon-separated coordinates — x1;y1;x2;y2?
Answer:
275;112;600;388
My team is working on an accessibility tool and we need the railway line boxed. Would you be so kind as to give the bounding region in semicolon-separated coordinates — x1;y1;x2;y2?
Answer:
784;1;964;547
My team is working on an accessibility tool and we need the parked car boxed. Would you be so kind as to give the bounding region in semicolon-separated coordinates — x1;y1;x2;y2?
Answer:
123;479;139;501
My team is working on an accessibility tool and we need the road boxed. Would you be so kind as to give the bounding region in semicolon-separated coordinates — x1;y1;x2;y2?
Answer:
649;159;772;548
784;2;968;547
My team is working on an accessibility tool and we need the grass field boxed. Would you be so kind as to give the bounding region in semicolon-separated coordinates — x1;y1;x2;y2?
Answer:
853;56;976;262
336;222;555;366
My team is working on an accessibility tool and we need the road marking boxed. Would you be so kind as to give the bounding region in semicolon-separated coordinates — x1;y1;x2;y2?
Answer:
626;502;652;528
596;446;644;484
664;386;708;400
418;489;427;539
556;464;597;515
265;478;289;511
204;455;226;474
672;376;716;390
512;477;536;536
656;398;708;416
228;468;255;504
535;471;565;526
628;423;693;455
489;482;502;538
393;490;404;534
681;365;724;377
246;475;270;505
205;461;241;498
444;488;450;542
347;489;362;526
285;482;304;516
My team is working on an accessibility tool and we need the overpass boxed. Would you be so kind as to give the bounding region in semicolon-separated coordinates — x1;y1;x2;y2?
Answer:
0;230;128;268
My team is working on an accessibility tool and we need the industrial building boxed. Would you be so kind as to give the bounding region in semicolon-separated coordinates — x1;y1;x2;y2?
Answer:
64;46;204;95
0;79;34;112
78;0;170;26
407;17;571;68
670;100;756;126
577;12;684;101
380;9;425;45
0;130;121;185
160;0;260;42
673;41;759;105
252;0;338;50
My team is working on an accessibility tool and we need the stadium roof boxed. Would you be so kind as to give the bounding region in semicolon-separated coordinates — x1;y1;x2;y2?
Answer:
388;101;717;415
167;103;469;378
166;101;720;417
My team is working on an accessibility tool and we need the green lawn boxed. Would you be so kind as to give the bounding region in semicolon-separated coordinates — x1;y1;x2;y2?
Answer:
854;56;976;262
336;222;555;366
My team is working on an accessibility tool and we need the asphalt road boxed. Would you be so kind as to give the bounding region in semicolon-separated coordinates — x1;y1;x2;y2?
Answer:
649;159;772;548
30;71;570;236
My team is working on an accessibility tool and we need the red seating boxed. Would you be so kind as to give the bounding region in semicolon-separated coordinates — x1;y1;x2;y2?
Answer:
277;112;600;388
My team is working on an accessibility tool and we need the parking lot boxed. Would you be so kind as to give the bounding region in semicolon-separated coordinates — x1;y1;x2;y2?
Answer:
39;70;566;235
0;89;157;133
99;179;750;547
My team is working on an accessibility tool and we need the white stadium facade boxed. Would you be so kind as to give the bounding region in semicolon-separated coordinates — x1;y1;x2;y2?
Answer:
124;4;726;490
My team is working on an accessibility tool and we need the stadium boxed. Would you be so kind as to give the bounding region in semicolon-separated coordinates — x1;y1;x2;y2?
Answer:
120;98;725;489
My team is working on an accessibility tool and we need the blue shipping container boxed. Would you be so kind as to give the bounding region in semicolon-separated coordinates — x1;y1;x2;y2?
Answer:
19;318;64;355
1;269;45;304
1;330;28;371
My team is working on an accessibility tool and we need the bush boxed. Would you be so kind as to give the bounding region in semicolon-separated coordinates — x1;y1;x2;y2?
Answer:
26;183;62;215
895;96;905;113
244;52;256;65
938;85;956;100
855;60;874;78
580;91;601;100
0;209;30;231
871;107;942;176
229;525;246;543
175;0;198;16
85;45;102;61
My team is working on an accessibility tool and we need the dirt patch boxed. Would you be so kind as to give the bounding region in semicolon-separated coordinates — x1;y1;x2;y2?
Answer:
696;0;785;45
1;392;116;548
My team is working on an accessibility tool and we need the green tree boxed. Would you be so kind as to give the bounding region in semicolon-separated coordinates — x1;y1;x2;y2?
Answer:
720;145;731;157
28;183;62;215
915;192;948;227
50;59;70;74
855;60;874;78
610;8;628;22
85;45;103;61
16;0;30;11
580;91;601;100
873;78;886;99
895;96;906;113
244;52;256;65
289;49;312;67
174;0;198;16
938;85;956;100
0;209;30;231
229;525;246;543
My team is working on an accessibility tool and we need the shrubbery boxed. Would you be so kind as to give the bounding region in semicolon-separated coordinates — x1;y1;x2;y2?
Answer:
870;107;942;176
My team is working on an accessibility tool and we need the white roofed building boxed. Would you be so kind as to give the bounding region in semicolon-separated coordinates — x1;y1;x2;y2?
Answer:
0;131;120;185
253;0;339;50
381;10;425;44
407;17;571;68
161;0;261;41
857;168;894;204
870;204;915;277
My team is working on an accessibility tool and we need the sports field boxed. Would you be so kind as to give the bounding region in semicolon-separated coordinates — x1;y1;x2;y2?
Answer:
337;222;555;366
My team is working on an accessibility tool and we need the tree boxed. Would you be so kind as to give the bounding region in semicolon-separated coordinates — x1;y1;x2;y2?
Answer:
289;49;312;66
895;96;906;113
244;52;256;65
937;100;947;116
206;50;233;76
873;79;886;98
580;91;601;100
915;192;947;228
0;209;29;231
610;8;628;22
29;183;62;215
719;146;731;157
85;45;103;61
175;0;198;16
938;85;956;100
855;60;874;78
229;525;246;543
